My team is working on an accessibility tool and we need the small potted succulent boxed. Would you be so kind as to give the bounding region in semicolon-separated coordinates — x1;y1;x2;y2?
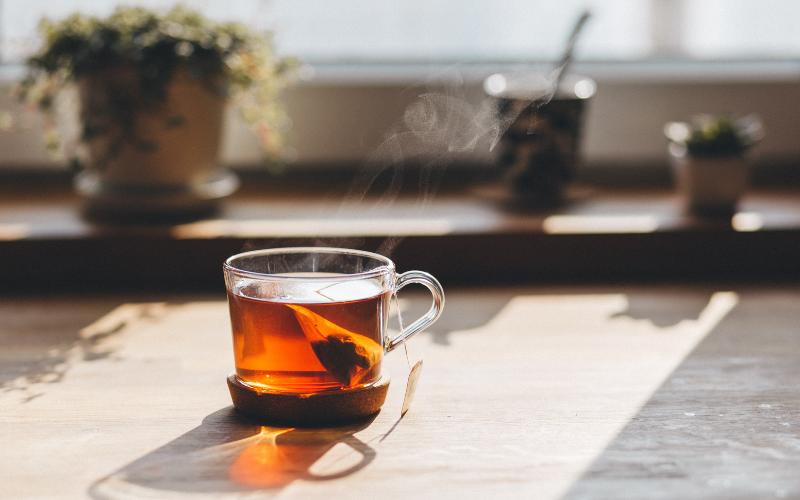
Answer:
18;6;293;219
665;115;763;215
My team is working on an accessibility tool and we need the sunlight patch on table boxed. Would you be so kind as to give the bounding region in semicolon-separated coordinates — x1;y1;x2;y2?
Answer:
172;218;454;238
427;291;739;500
0;222;29;240
732;212;764;232
542;214;660;234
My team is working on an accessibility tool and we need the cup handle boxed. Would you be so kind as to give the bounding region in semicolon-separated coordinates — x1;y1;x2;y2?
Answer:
302;436;376;481
385;271;445;352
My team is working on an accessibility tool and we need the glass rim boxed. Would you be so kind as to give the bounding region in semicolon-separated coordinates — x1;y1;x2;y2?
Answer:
223;247;396;282
484;73;596;100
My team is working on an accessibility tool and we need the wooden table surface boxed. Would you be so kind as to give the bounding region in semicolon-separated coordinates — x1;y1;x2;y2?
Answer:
2;286;799;499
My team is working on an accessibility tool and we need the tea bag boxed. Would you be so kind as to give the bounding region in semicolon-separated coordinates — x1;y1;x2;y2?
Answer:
401;360;423;417
288;305;382;386
396;295;423;417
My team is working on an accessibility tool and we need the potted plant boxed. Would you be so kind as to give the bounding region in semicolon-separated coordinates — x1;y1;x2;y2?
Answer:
665;115;763;215
18;6;293;220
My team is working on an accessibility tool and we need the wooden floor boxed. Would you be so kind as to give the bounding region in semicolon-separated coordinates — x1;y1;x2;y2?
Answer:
2;285;798;499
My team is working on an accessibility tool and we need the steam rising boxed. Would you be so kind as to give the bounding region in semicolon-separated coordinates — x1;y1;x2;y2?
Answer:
241;66;558;260
340;66;556;257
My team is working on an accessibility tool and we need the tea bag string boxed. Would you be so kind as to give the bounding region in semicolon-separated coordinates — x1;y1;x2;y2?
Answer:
394;294;412;370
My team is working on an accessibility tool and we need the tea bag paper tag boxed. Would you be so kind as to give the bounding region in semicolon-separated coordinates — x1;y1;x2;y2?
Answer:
396;294;423;417
401;360;423;417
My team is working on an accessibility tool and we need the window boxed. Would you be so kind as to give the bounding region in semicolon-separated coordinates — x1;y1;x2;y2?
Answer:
2;0;799;64
1;1;798;169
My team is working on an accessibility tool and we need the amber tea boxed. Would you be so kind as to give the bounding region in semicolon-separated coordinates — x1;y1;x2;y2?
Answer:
228;277;390;393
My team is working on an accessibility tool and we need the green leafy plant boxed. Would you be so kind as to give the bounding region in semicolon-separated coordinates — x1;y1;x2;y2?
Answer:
664;114;763;158
16;5;294;162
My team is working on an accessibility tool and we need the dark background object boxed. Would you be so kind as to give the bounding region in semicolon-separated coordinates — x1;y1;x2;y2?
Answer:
491;75;595;207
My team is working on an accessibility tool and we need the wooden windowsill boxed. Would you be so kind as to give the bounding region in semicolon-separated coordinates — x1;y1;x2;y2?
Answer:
2;183;800;291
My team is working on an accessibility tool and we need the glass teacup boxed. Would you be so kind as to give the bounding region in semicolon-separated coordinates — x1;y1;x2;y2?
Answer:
223;247;444;394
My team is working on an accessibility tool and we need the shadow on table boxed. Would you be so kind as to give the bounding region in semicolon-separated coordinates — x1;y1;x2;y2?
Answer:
89;407;376;498
564;290;800;499
0;298;138;403
399;288;518;346
612;290;715;328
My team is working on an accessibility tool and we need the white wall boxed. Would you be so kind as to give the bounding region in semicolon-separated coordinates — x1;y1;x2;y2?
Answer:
2;62;799;170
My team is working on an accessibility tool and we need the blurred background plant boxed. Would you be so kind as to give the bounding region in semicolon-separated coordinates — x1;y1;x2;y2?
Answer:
665;114;764;158
15;5;296;162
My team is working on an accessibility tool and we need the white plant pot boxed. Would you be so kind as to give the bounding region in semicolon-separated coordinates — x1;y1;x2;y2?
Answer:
74;67;238;220
669;144;749;215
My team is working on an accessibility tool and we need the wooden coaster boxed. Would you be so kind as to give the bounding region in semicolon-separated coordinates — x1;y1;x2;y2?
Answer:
227;375;390;427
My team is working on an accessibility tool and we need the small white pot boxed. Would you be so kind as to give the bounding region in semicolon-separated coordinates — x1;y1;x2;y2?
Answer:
669;144;749;215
